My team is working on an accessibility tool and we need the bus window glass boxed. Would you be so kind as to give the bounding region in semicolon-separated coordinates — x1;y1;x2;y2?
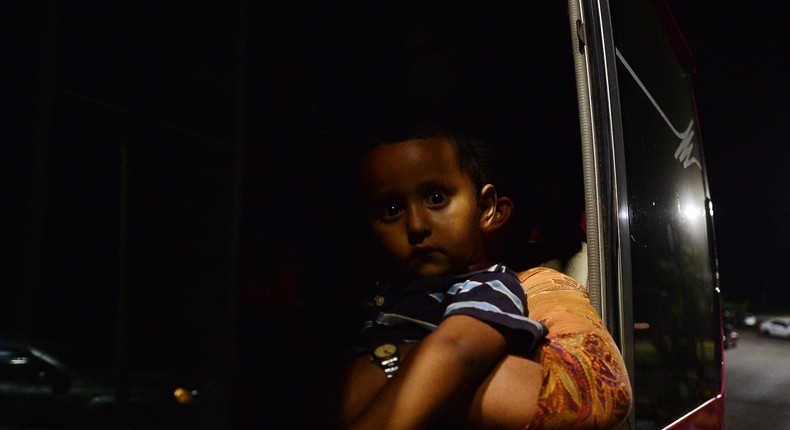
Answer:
609;1;723;428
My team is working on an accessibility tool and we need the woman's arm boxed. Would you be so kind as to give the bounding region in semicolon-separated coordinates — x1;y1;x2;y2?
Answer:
519;267;632;429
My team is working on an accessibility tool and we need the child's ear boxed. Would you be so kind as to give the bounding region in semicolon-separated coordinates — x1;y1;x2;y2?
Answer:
479;184;513;233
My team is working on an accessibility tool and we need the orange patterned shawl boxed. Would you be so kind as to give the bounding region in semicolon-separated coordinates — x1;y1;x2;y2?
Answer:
519;267;632;429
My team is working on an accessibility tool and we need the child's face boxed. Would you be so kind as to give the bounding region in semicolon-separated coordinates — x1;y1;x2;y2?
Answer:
361;137;487;280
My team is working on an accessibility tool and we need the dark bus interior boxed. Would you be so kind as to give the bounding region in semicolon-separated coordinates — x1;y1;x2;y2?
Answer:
4;2;585;428
246;3;585;422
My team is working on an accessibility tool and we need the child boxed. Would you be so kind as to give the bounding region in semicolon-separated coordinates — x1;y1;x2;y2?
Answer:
339;122;549;430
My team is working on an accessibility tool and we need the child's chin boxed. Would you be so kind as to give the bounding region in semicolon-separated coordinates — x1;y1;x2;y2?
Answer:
407;262;452;279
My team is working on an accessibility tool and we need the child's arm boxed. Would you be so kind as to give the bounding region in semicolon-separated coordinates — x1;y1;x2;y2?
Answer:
346;314;507;430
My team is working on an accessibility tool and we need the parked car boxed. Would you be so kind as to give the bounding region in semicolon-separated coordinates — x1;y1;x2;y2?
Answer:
0;336;208;430
758;318;790;339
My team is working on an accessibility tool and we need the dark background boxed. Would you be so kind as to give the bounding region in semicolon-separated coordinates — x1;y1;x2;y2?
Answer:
1;1;580;428
669;0;790;312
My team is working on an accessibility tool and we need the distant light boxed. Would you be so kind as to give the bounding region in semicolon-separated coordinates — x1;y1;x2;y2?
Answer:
173;387;198;405
10;357;28;365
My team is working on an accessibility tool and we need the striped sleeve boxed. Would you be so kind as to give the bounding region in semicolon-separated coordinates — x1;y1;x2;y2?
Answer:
443;267;548;355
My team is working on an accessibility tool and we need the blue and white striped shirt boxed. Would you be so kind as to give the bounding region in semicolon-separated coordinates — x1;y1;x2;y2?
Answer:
349;264;548;359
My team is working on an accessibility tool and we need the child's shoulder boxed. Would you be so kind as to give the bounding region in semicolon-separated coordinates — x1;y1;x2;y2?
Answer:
463;264;525;290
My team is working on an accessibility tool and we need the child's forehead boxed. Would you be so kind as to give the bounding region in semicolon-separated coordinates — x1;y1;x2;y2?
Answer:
364;137;459;171
361;137;468;191
369;136;457;159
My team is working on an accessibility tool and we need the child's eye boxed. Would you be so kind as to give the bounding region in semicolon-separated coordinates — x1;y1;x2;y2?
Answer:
370;201;402;220
426;191;447;206
382;204;402;218
368;195;405;221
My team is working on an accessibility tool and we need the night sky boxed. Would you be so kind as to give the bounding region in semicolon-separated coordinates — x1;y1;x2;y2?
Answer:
667;1;790;311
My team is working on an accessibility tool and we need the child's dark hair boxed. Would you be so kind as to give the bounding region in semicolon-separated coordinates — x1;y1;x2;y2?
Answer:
358;119;499;200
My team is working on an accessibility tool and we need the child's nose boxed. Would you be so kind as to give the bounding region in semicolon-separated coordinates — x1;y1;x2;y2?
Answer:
405;205;430;236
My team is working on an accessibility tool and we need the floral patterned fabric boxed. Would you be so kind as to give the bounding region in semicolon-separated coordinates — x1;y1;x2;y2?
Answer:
519;267;632;429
